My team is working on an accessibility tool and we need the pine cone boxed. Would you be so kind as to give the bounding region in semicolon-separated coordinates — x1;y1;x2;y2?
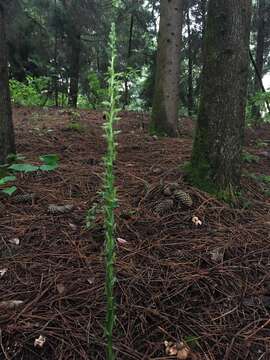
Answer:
154;199;174;215
173;190;193;207
163;182;180;196
13;193;36;203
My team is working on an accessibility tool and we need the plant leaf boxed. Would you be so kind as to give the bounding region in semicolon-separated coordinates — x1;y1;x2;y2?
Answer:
9;163;39;173
39;154;59;166
0;176;16;185
2;186;17;196
39;164;58;171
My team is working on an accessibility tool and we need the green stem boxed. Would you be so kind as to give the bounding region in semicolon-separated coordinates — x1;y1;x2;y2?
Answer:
103;21;119;360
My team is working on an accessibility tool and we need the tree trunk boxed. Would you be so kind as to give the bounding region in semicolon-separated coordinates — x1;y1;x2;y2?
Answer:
0;3;16;164
249;50;270;113
123;14;134;108
150;0;183;137
197;0;208;105
190;0;252;192
53;37;59;107
200;0;207;37
252;0;266;124
68;33;81;108
53;0;59;107
186;7;193;116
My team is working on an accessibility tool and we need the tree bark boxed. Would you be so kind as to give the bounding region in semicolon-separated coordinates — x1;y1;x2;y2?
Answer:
123;14;134;108
53;0;59;107
68;33;81;108
186;7;194;116
150;0;183;137
252;0;266;123
0;3;16;164
200;0;207;37
249;50;270;113
190;0;252;192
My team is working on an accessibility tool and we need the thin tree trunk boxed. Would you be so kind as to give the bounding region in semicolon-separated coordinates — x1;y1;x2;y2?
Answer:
197;0;208;105
190;0;252;192
124;14;134;108
150;0;183;137
187;7;193;116
0;3;16;164
53;0;58;107
96;44;100;73
252;0;266;123
68;33;81;108
249;50;270;113
200;0;207;37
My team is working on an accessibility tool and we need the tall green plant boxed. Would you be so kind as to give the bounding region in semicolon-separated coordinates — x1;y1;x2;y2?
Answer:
102;8;120;360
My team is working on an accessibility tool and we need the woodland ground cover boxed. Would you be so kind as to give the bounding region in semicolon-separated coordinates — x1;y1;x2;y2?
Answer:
0;107;270;359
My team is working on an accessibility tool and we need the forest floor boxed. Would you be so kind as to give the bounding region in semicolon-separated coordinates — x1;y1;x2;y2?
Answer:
1;107;270;360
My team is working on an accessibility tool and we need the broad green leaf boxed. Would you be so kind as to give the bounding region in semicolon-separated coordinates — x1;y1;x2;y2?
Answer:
39;164;58;171
9;163;39;173
0;176;16;185
2;186;17;196
39;154;59;166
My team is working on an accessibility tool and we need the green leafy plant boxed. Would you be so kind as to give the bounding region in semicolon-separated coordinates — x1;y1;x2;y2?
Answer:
102;13;120;360
0;154;59;196
39;154;60;171
261;175;270;184
87;72;107;109
67;121;84;132
86;202;101;229
0;176;17;196
255;140;268;148
9;163;40;173
2;186;17;196
242;151;259;163
246;91;270;126
10;76;50;107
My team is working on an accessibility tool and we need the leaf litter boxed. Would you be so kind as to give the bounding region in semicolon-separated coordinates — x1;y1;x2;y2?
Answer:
0;108;270;359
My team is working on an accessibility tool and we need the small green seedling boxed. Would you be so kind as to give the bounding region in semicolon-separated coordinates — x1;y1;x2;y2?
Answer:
67;121;84;132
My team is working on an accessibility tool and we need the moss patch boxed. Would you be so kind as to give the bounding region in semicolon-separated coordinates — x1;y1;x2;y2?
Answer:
184;161;240;205
184;161;217;194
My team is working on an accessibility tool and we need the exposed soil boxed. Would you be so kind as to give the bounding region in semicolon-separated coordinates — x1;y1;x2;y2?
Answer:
1;107;270;360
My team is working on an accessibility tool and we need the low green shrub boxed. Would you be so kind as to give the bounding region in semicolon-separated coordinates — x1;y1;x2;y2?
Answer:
10;76;50;107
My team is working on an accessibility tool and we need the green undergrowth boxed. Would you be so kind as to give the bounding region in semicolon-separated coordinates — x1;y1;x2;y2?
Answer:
0;153;59;196
242;151;259;164
244;172;270;196
255;140;268;148
66;121;85;132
